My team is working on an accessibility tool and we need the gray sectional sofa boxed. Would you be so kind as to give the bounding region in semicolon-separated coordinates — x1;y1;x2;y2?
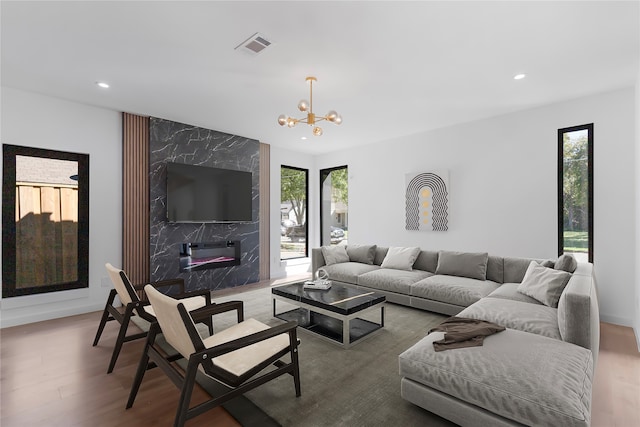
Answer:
311;244;599;427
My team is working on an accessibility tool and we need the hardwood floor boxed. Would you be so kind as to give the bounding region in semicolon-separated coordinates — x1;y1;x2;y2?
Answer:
0;310;240;427
1;281;638;426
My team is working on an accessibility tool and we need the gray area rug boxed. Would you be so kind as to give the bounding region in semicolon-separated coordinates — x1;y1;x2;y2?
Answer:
208;286;457;427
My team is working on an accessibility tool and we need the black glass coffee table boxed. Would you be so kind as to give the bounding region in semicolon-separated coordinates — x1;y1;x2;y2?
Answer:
272;282;385;349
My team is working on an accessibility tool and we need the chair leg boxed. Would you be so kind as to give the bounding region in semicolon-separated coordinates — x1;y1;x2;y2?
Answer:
174;359;199;427
107;309;133;374
292;337;301;397
93;290;117;346
125;342;150;409
92;308;111;347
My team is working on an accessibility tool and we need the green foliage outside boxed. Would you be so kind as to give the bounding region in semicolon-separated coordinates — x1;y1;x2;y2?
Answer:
563;231;588;253
281;167;307;225
562;132;588;232
329;168;348;205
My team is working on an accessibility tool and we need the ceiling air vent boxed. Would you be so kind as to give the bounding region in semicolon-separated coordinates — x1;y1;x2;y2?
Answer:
235;32;272;56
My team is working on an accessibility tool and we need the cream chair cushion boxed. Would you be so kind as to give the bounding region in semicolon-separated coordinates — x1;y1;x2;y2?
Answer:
106;263;134;305
143;295;206;317
203;318;291;378
145;285;200;359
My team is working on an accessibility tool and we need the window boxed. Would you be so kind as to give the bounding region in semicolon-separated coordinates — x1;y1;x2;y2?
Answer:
320;166;348;246
2;144;89;297
280;166;308;260
558;124;593;263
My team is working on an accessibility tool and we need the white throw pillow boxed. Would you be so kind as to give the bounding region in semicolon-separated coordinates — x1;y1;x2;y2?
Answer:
380;247;421;271
321;245;349;266
517;261;572;308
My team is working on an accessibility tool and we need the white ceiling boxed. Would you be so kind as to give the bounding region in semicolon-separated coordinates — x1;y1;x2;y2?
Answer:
2;1;639;155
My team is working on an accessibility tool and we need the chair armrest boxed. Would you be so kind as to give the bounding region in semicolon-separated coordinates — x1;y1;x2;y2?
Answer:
201;321;298;359
190;300;244;323
172;289;212;306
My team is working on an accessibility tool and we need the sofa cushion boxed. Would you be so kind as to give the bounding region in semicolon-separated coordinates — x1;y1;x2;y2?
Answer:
322;262;380;284
413;250;439;273
503;256;539;283
411;275;500;307
321;245;349;266
346;244;376;264
399;328;593;427
373;246;389;266
357;268;432;294
380;247;421;271
555;253;578;273
458;297;561;340
435;251;489;280
486;282;543;305
517;261;572;308
485;255;504;283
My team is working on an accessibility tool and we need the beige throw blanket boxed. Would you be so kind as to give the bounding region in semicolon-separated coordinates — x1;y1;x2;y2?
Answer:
429;316;506;351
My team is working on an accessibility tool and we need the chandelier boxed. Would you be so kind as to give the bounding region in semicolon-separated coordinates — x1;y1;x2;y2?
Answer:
277;76;342;136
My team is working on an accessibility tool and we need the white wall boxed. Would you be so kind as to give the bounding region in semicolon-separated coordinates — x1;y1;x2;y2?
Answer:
0;87;122;327
316;87;637;327
636;66;640;348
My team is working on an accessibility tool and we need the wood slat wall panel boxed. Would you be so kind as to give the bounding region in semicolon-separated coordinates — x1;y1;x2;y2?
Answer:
259;143;270;280
122;113;150;287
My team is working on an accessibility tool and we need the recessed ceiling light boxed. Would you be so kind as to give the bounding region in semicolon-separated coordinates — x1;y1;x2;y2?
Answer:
301;136;307;140
513;74;526;80
96;82;110;88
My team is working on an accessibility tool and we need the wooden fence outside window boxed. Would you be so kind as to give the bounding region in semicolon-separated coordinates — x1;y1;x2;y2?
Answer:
15;182;78;288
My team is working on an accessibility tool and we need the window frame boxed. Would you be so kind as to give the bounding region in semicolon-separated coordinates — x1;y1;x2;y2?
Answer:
280;165;308;260
557;123;594;263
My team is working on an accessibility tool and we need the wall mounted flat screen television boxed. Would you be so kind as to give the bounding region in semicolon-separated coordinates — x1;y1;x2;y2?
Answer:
166;162;253;223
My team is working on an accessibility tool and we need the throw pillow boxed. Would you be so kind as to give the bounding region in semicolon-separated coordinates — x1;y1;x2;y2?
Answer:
554;254;578;273
321;245;349;266
435;251;489;281
517;261;572;308
539;259;555;268
380;247;421;271
346;244;377;265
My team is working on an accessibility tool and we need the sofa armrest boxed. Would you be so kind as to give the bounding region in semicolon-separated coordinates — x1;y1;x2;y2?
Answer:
557;263;600;365
311;247;326;280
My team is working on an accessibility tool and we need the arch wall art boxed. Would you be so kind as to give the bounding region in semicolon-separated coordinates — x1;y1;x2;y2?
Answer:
405;171;449;231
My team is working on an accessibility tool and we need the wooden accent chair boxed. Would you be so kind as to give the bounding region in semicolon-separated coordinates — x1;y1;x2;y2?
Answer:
126;284;301;427
93;263;213;373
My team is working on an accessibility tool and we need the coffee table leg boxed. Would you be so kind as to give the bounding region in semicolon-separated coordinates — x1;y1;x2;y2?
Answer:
343;318;350;349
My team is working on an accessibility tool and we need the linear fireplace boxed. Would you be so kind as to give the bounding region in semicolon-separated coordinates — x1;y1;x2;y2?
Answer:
179;240;241;272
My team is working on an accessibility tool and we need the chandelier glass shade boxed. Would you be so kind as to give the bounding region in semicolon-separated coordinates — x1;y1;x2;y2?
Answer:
278;76;342;137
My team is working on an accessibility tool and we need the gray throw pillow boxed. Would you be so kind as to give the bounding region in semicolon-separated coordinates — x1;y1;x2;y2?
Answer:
517;261;572;308
380;247;421;271
346;244;377;265
539;259;555;268
554;254;578;273
321;245;349;266
435;251;489;280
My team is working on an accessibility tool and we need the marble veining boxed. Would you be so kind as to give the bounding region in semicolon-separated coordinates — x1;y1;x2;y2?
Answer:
149;118;260;292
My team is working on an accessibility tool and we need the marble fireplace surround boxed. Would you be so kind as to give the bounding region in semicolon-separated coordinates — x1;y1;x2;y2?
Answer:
149;118;260;292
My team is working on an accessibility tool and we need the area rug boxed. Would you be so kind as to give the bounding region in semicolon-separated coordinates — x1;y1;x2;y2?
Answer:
206;286;456;427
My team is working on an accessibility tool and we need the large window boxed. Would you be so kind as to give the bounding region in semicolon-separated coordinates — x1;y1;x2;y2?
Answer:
320;166;348;246
558;124;593;263
280;166;308;260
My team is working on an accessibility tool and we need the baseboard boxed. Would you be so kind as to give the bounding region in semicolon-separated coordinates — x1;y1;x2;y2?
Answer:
0;303;104;328
599;313;633;327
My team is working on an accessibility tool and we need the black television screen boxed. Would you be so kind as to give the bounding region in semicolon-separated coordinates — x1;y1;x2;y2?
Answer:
166;162;253;223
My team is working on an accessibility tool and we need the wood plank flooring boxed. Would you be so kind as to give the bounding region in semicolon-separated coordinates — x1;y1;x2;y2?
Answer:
1;283;639;426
